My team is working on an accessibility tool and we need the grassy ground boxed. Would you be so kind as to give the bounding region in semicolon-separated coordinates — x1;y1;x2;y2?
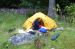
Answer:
0;12;75;49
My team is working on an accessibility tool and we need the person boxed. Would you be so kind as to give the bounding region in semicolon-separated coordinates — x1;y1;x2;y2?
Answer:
32;18;44;30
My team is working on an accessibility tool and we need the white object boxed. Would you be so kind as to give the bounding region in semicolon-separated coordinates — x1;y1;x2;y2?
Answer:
18;29;29;35
55;27;64;31
39;33;42;36
41;26;47;29
26;29;33;32
18;29;26;33
51;48;55;49
18;29;34;35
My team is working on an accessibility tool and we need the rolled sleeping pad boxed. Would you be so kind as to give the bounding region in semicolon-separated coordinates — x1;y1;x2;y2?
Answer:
51;33;60;41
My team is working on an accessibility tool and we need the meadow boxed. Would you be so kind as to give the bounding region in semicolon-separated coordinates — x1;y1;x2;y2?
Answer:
0;12;75;49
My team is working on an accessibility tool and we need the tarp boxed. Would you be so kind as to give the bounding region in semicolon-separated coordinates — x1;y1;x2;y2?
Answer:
23;12;57;30
9;33;36;45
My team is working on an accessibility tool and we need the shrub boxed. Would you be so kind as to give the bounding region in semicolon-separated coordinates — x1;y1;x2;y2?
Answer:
64;4;75;25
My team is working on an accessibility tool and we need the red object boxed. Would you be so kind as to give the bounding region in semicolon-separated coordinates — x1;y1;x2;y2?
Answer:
39;25;43;28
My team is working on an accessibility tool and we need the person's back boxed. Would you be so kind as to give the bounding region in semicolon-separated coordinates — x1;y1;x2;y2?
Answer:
32;18;44;30
32;20;40;30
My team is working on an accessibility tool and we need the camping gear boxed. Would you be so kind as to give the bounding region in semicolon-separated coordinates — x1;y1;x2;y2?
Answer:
39;27;47;33
9;33;37;45
26;29;34;32
18;29;26;33
29;31;36;35
55;27;64;31
23;12;57;31
51;27;64;41
51;33;60;41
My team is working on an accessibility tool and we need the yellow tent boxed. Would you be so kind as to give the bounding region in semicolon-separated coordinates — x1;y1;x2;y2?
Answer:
23;12;57;30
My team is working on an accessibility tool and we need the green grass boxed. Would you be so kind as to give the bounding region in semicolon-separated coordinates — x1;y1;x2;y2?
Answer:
0;12;26;44
0;12;75;49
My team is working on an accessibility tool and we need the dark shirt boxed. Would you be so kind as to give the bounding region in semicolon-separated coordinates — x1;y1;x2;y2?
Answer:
32;20;40;30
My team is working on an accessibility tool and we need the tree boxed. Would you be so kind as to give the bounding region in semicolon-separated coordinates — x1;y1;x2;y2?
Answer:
48;0;56;18
19;0;48;8
0;0;21;8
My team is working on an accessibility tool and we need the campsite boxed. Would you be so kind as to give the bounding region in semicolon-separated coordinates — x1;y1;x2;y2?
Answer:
0;0;75;49
0;11;75;49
